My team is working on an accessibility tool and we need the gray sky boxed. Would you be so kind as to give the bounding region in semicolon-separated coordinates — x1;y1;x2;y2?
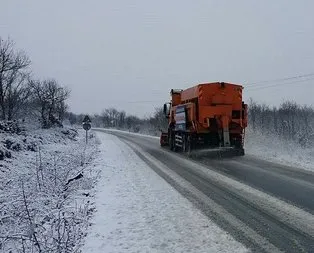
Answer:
1;0;314;117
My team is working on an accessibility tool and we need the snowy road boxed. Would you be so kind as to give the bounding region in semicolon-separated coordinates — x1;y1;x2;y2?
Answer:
82;132;248;253
92;129;314;253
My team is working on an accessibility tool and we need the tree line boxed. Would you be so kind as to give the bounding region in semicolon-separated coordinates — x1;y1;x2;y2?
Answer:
67;107;168;136
248;99;314;147
0;37;69;128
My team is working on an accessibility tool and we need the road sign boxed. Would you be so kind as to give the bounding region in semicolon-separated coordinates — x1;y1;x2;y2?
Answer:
83;122;91;131
83;115;91;123
82;116;92;144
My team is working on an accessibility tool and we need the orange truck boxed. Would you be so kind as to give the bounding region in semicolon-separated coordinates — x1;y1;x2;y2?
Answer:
160;82;248;155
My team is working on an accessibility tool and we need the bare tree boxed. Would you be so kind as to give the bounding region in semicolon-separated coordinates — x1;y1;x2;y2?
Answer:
0;37;31;120
150;107;168;131
102;108;120;127
124;115;140;130
6;72;32;120
117;110;126;128
30;79;70;128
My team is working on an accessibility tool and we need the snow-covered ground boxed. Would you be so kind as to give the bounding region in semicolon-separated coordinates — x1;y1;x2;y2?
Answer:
81;132;248;253
0;123;100;252
245;128;314;172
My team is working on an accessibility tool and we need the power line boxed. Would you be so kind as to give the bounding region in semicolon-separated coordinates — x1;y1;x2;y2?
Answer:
246;76;314;91
246;72;314;87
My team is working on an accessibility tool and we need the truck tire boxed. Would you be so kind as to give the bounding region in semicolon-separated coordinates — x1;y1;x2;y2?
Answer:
182;135;187;152
173;136;177;152
169;135;174;150
169;131;176;151
186;135;192;156
236;148;245;156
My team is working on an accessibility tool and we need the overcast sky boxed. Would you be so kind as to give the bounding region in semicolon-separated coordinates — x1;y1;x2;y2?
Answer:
1;0;314;117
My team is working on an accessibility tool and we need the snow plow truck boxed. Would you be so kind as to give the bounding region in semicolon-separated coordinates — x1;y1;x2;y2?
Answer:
160;82;248;156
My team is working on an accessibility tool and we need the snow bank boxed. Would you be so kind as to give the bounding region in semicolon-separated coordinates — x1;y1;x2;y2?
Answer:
245;127;314;172
81;132;248;253
0;125;100;252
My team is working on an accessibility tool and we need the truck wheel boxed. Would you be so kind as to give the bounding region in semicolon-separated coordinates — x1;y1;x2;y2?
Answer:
173;136;177;152
170;132;177;151
186;135;192;156
236;148;245;156
169;136;174;150
182;135;187;152
169;130;173;151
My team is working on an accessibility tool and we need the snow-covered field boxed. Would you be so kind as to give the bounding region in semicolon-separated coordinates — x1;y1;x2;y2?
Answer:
81;132;248;253
245;128;314;172
0;123;100;252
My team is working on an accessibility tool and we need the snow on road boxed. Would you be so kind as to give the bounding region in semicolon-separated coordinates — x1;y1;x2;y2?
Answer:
100;128;160;139
81;132;248;253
